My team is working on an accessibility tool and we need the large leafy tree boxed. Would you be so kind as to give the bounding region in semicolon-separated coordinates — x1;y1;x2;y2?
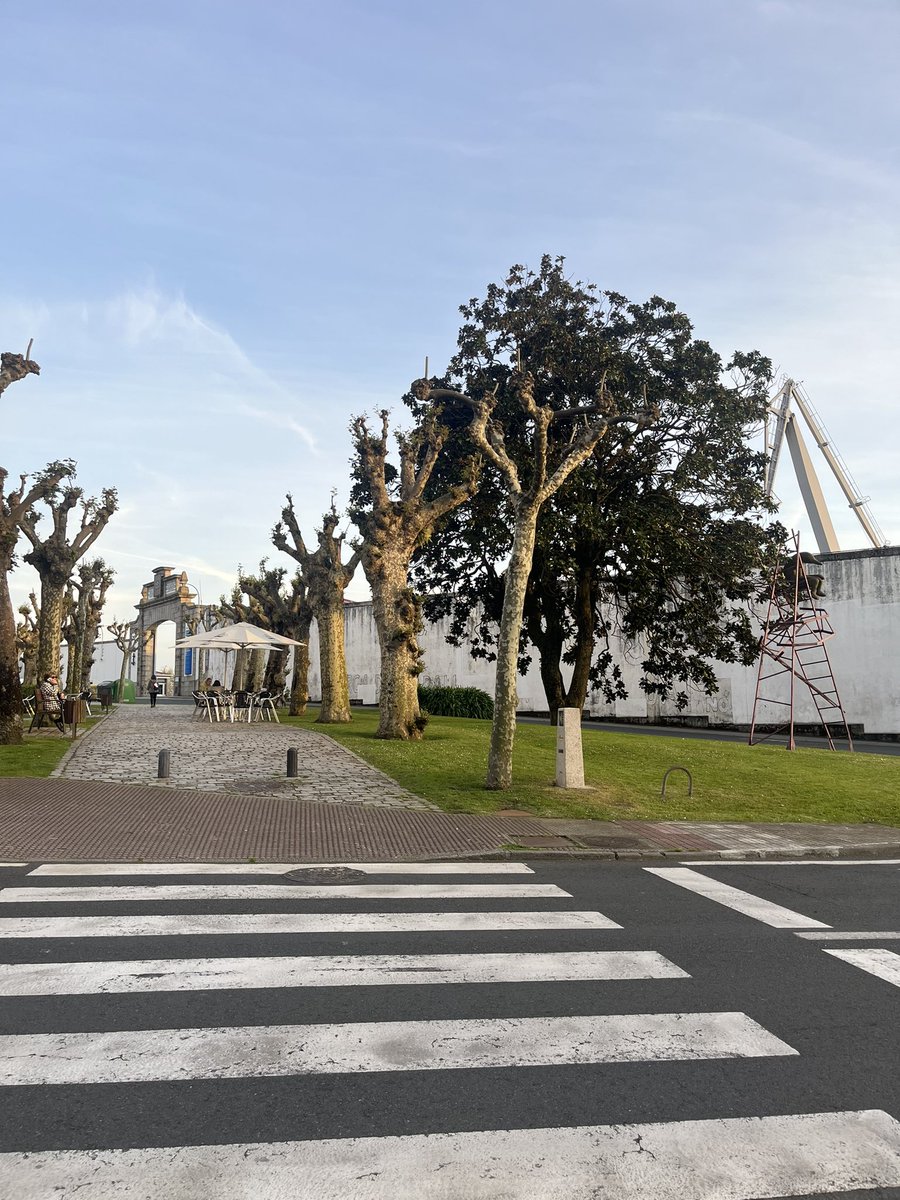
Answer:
411;257;780;781
348;407;479;740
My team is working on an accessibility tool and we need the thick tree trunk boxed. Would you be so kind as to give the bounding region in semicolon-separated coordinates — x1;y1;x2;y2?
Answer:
80;615;102;692
0;564;24;744
289;636;311;717
487;502;540;789
231;649;248;692
35;581;66;682
524;585;566;727
245;649;266;692
370;550;424;741
563;566;597;714
316;602;351;723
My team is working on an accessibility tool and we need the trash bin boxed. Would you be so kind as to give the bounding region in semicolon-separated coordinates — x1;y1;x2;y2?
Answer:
63;697;87;729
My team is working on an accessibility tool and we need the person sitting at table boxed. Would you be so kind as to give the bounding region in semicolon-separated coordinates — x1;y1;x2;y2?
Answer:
38;673;66;732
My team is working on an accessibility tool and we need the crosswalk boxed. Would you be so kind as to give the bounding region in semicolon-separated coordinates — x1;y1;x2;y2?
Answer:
1;860;899;1198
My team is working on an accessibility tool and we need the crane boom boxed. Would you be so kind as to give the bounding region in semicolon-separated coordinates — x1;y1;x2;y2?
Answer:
764;379;888;553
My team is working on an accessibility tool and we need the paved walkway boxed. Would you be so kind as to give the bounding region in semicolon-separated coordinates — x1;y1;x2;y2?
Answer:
58;704;433;809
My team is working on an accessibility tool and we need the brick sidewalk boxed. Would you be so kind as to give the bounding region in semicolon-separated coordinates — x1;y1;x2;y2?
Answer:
3;704;898;863
2;777;899;863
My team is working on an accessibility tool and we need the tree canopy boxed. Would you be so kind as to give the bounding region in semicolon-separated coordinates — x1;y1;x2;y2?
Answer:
409;256;783;725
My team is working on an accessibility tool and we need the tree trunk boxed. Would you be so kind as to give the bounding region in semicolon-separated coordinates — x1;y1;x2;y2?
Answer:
524;582;566;727
245;648;266;692
35;581;66;682
117;645;130;703
231;649;249;692
369;549;424;740
487;502;540;789
0;565;24;744
289;638;310;717
563;566;597;714
80;615;102;693
316;601;351;723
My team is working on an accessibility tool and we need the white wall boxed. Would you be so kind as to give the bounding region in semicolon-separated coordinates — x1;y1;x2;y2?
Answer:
297;545;900;736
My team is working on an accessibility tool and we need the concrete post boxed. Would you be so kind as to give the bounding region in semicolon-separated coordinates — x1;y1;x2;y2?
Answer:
556;708;586;788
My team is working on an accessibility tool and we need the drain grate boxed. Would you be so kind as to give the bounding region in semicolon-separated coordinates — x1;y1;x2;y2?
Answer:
283;866;368;884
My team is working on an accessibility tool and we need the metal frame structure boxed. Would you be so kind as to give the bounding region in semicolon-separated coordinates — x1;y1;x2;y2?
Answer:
765;379;888;555
749;533;853;751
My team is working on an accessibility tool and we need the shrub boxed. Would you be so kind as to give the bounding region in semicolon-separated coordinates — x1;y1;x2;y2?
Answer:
418;684;494;719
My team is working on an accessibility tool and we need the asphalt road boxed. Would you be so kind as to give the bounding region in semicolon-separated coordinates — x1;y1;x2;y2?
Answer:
0;857;898;1197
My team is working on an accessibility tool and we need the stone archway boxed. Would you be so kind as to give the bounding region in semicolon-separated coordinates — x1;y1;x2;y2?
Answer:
134;567;209;697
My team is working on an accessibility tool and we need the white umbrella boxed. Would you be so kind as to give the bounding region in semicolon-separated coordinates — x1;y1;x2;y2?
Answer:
175;622;304;692
175;621;305;649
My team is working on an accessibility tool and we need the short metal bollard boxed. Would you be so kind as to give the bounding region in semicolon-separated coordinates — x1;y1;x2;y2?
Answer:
287;748;299;778
157;749;171;779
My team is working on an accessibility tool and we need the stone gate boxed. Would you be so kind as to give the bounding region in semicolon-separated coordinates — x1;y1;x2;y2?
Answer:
134;566;208;697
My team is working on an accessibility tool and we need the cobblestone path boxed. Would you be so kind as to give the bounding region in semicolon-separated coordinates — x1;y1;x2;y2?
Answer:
58;705;435;810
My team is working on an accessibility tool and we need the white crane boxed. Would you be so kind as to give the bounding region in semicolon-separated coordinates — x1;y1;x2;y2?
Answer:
764;379;889;554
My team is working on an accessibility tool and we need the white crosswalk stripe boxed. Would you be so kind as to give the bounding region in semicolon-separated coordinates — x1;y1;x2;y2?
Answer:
823;947;900;988
1;863;897;1199
0;909;621;938
27;861;537;876
0;882;569;902
0;948;687;995
4;1112;899;1199
0;1011;796;1085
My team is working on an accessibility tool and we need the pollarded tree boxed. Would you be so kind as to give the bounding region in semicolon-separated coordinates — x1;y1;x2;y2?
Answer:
0;348;40;398
19;477;118;681
107;619;140;704
348;407;479;740
79;560;115;692
415;259;654;786
273;501;360;724
222;560;311;711
15;594;39;689
0;459;74;744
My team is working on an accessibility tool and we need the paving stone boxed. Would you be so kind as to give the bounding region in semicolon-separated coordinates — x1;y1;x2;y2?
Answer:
57;706;436;810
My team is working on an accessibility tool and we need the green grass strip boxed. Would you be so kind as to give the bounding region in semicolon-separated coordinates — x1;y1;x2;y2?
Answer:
283;708;900;825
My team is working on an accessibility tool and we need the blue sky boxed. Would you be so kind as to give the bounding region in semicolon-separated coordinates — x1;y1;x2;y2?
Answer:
3;0;898;653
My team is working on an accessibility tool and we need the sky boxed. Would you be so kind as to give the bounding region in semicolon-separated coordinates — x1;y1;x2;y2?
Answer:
3;0;898;668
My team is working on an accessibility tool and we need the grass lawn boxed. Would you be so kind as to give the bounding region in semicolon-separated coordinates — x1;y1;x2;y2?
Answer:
283;708;900;825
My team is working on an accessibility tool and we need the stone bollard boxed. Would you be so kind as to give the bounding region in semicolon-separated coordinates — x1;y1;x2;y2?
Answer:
555;708;586;788
157;749;171;779
287;748;299;778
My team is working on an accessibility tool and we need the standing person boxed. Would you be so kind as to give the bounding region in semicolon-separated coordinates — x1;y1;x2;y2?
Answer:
148;674;161;708
38;673;66;732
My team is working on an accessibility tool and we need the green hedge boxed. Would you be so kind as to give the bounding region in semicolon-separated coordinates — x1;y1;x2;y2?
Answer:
418;684;494;719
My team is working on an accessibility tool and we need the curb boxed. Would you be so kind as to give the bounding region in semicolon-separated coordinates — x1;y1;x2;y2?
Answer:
421;844;900;864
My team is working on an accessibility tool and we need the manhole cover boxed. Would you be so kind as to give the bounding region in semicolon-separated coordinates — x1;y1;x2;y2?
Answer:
283;867;368;884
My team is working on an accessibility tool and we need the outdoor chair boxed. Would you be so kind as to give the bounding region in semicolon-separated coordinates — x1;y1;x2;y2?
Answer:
28;692;65;733
232;690;253;722
192;690;218;722
22;694;35;718
252;690;279;722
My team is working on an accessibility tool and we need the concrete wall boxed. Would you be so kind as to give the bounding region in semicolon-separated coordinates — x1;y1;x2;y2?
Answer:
268;545;900;737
